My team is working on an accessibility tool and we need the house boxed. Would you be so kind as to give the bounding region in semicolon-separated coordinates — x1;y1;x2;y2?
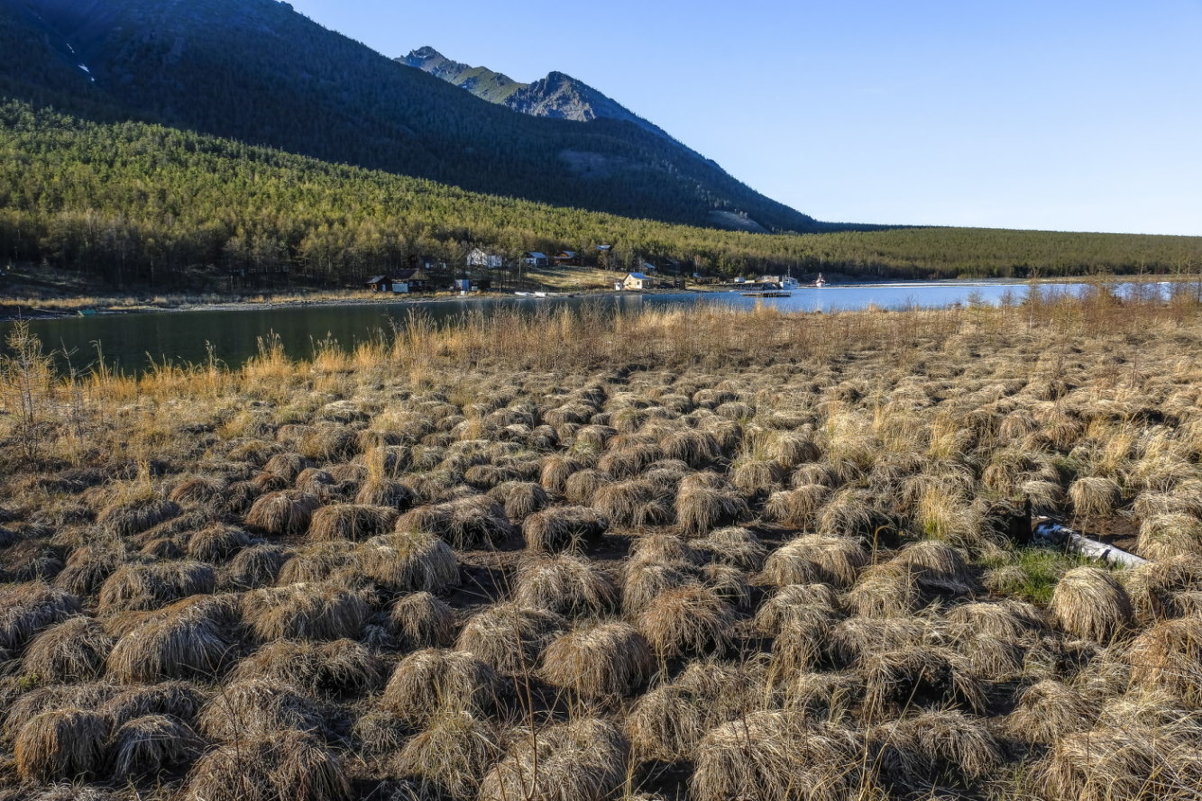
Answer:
395;268;433;292
553;250;581;267
365;275;400;293
622;272;652;291
467;248;504;270
522;252;549;268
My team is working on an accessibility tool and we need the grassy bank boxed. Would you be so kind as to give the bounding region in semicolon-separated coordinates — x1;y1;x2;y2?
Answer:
1;292;1201;800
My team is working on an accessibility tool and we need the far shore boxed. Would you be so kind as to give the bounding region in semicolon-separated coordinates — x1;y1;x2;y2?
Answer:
1;273;1197;323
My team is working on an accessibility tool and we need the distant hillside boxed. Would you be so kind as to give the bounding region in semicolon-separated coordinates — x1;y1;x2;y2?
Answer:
0;0;824;234
401;46;680;145
3;101;1199;293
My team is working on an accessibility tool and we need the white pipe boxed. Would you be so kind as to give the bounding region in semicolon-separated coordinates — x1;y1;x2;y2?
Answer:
1031;518;1147;568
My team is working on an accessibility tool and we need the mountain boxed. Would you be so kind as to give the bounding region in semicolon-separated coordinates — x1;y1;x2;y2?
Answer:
0;0;824;233
401;46;678;145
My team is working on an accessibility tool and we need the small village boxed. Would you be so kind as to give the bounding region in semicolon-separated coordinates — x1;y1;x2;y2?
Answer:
362;246;826;297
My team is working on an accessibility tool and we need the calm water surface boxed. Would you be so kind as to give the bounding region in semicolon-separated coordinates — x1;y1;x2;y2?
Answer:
1;280;1171;373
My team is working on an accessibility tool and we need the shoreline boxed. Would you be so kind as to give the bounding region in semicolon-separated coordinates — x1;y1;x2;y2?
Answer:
1;273;1198;323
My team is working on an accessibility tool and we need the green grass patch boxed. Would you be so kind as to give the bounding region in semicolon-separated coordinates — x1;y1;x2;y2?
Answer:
982;546;1114;606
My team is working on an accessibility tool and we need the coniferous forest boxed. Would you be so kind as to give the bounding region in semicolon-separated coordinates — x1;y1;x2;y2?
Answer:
2;102;1200;290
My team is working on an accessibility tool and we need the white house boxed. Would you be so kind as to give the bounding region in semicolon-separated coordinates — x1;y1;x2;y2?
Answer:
622;272;652;291
468;247;504;270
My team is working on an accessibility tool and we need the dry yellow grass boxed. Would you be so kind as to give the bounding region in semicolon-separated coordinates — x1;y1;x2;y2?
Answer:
3;295;1202;799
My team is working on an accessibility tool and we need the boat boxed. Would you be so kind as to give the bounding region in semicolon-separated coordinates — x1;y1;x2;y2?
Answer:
814;273;827;288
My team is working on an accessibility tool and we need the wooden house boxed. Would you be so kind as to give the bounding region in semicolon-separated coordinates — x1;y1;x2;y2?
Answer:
365;275;401;293
395;268;433;292
522;252;549;268
622;272;652;291
553;250;581;266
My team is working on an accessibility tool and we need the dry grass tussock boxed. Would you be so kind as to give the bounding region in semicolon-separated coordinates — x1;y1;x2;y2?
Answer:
5;296;1202;798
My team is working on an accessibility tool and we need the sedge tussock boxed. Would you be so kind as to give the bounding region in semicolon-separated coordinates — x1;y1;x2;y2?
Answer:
13;708;110;782
540;622;654;700
889;539;976;595
396;495;514;549
306;504;398;543
858;646;985;721
382;648;505;725
275;541;356;585
357;530;459;593
513;554;617;617
390;591;457;649
98;497;182;537
562;468;611;505
1138;512;1202;561
198;678;330;741
636;585;735;660
1005;679;1098;744
691;710;863;801
847;563;922;618
105;595;240;683
1069;475;1123;518
592;478;675;528
764;484;830;528
779;671;865;721
522;505;609;553
621;560;699;615
629;533;704;567
487;480;550;521
21;616;113;683
1036;717;1202;801
479;718;629;801
221;543;289;590
759;534;868;589
695;526;767;570
110;713;202;781
627;660;769;762
263;452;314;482
1127;615;1202;706
538;455;587;494
754;583;843;635
944;598;1046;641
1050;567;1134;644
392;712;501;800
455;603;564;675
767;607;840;678
100;681;208;727
187;524;253;563
868;709;1002;791
354;477;415;510
675;472;750;538
168;475;228;507
180;730;350;801
241;582;369;642
230;638;385;697
0;583;82;650
245;490;321;536
1124;555;1202;624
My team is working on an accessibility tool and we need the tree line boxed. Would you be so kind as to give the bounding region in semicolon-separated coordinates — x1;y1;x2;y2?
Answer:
1;101;1200;290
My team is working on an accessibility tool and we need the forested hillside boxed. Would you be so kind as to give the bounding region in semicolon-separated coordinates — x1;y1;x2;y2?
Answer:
1;102;1199;290
0;0;820;233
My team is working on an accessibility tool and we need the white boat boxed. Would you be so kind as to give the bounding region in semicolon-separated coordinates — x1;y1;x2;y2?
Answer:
815;273;827;288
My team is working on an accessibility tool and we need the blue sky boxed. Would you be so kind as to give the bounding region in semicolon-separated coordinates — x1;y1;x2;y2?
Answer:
286;0;1202;236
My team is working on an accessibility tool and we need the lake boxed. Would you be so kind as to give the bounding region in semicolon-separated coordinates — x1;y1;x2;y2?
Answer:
0;280;1175;373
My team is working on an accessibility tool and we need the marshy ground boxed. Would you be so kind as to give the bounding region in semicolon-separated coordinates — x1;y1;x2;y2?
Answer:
0;290;1201;801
